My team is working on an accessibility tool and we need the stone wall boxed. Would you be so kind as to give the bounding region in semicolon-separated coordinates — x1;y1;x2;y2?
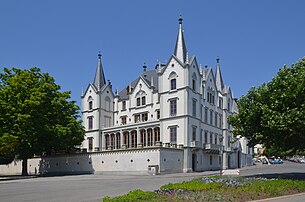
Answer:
0;147;184;176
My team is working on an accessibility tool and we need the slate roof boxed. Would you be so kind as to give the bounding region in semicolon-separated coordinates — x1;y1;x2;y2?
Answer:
118;69;158;101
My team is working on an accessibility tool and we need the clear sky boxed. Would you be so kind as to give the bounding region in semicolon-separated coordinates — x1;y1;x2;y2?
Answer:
1;0;305;108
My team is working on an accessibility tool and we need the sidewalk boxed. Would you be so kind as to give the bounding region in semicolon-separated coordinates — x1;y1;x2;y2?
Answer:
250;192;305;202
0;175;38;181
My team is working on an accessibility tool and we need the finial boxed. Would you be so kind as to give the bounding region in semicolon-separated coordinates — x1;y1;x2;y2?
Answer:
143;62;147;72
205;65;208;69
98;50;101;59
216;56;220;64
179;15;183;24
115;88;118;95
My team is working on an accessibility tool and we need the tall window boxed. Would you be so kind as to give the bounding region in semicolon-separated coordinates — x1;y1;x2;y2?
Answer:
141;113;148;122
227;99;231;111
204;131;208;143
122;101;126;110
170;78;176;90
89;101;93;110
219;115;222;128
105;96;111;111
156;110;160;119
142;96;146;105
204;108;208;123
202;85;205;98
219;98;223;109
121;116;127;125
88;116;93;130
136;97;141;106
170;127;177;143
210;133;213;144
88;137;93;151
192;99;197;117
215;134;218;145
192;127;196;141
210;110;213;125
134;114;140;123
192;79;196;91
200;105;203;120
170;99;177;116
215;112;218;127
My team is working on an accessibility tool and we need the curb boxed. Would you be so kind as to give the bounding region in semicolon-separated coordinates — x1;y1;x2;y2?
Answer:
249;192;305;202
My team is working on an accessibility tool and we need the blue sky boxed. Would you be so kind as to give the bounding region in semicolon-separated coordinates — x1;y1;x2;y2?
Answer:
1;1;305;108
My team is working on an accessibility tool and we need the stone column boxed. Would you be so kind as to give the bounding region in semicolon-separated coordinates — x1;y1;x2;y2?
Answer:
150;129;156;146
129;131;132;148
101;132;105;151
114;133;117;149
120;130;123;148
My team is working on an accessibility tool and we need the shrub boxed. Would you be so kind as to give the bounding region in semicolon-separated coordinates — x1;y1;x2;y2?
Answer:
102;189;158;202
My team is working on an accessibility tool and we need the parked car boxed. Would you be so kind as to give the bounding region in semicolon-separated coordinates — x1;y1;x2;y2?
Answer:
298;158;305;164
270;158;283;164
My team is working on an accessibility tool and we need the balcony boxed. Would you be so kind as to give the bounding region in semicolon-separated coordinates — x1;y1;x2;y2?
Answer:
203;143;221;154
225;146;234;153
190;141;201;148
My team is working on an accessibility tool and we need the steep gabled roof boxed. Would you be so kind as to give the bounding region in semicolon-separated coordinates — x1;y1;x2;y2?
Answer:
93;52;106;91
118;69;158;100
215;57;225;92
173;15;187;64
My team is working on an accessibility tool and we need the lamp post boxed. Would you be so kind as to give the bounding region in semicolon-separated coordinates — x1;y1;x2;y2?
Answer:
219;134;224;176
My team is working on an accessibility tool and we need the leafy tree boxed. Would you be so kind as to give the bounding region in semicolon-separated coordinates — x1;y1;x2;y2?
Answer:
0;67;84;175
228;57;305;154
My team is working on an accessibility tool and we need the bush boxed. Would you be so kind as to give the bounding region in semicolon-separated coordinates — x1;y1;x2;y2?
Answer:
102;189;158;202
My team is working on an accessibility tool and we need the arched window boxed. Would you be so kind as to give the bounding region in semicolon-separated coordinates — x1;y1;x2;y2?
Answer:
105;96;111;111
87;96;93;110
170;78;176;90
169;71;178;90
192;73;197;91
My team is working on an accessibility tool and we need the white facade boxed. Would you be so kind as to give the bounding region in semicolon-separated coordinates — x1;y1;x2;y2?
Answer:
80;17;253;173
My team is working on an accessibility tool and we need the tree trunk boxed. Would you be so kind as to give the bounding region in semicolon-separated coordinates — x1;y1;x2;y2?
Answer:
22;158;28;176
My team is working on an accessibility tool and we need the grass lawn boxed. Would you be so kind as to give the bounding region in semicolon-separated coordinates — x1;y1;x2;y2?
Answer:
102;176;305;202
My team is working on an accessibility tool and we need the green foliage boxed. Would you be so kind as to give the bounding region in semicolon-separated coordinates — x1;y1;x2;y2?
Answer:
102;190;158;202
102;177;305;202
161;181;222;191
0;67;85;173
228;57;305;153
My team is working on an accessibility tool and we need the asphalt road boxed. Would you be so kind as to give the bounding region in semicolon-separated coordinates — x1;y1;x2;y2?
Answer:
0;161;305;202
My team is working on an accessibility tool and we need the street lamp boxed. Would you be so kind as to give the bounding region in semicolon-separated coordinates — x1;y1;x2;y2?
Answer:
219;134;224;176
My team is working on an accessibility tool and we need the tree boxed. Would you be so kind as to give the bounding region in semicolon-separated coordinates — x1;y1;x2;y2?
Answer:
228;57;305;154
0;67;85;175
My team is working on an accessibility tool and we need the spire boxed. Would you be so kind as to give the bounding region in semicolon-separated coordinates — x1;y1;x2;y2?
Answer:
174;15;187;63
215;56;224;91
93;51;106;91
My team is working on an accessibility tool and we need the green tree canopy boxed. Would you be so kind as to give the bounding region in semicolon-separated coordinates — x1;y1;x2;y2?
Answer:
0;67;84;175
228;57;305;154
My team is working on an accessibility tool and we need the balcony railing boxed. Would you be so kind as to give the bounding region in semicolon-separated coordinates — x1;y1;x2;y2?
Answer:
203;143;221;154
190;141;201;148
